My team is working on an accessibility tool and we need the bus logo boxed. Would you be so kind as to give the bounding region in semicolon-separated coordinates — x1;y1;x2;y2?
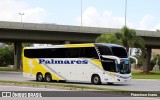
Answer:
39;59;88;64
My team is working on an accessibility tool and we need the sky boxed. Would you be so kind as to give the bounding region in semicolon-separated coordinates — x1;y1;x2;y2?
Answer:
0;0;160;31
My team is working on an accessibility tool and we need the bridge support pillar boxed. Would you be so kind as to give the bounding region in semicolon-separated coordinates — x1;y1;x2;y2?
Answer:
142;47;151;73
14;42;22;69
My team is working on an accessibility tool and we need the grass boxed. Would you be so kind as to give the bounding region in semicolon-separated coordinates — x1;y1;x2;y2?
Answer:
0;67;22;72
132;70;160;79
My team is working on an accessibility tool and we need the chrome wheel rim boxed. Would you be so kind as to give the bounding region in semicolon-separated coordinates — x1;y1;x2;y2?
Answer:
93;77;99;83
46;75;51;81
38;75;42;81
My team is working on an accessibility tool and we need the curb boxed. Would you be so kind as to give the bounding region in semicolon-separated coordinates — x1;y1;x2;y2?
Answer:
1;81;159;97
132;79;160;81
0;81;104;91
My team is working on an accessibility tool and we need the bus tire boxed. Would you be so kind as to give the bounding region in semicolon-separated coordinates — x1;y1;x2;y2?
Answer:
91;75;101;85
45;73;52;82
36;73;43;82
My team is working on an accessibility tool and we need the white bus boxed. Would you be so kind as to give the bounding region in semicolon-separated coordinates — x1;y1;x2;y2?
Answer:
23;43;133;85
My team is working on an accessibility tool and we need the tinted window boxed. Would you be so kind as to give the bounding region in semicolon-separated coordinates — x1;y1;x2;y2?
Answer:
101;59;118;72
24;48;66;58
66;48;81;58
24;47;99;58
111;47;127;58
81;47;99;59
97;46;112;55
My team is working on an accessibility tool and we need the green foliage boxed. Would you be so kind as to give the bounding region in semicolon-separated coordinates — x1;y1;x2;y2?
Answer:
156;29;160;32
95;34;122;45
150;54;160;71
132;71;160;79
22;43;33;47
0;42;32;67
0;45;14;67
118;26;145;52
0;67;22;71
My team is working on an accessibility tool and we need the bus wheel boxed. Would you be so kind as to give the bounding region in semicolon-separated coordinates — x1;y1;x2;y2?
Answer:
91;75;101;85
36;73;43;82
45;73;52;82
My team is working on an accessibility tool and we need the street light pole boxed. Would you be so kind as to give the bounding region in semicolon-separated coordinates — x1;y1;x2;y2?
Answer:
19;13;24;22
81;0;82;26
125;0;127;27
125;0;131;56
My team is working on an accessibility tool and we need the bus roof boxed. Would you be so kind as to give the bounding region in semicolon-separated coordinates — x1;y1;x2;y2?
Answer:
24;43;124;49
95;43;124;48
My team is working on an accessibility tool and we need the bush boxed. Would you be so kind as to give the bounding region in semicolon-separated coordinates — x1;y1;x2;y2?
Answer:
0;45;14;67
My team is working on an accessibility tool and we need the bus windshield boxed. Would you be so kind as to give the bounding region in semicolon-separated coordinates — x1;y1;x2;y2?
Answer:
111;47;128;58
96;45;130;74
118;60;131;74
96;45;127;58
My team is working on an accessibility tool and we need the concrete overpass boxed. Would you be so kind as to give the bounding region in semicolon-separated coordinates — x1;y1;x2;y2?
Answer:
0;21;160;72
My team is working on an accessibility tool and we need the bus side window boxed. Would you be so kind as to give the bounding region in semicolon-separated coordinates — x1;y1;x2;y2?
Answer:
98;46;112;55
65;48;81;58
24;47;99;59
51;48;67;58
81;47;99;59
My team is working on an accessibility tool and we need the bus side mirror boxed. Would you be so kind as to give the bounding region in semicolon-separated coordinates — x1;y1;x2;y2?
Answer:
129;56;138;65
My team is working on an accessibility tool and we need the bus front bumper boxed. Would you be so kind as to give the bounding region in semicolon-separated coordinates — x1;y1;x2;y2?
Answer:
114;77;131;82
102;74;131;83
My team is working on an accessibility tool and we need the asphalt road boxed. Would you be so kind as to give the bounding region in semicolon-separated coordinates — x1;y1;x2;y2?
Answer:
0;85;159;100
0;85;65;91
0;71;160;91
0;71;160;100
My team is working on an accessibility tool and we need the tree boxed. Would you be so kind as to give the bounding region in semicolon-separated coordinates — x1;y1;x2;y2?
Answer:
22;43;33;47
2;42;33;47
156;29;160;32
95;34;122;45
0;42;32;67
0;45;14;67
115;26;145;53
